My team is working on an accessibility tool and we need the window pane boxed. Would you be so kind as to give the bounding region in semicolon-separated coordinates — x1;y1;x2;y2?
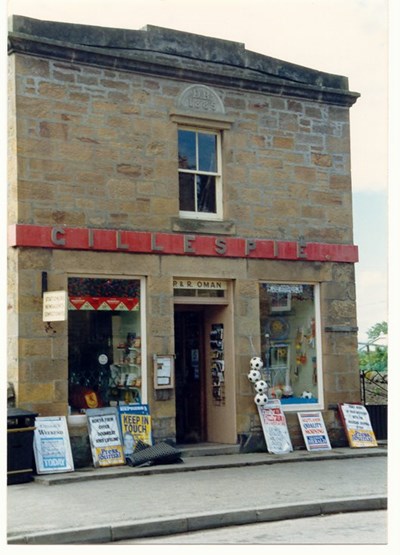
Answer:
259;283;319;405
198;132;217;172
179;173;195;211
178;130;196;170
197;174;216;213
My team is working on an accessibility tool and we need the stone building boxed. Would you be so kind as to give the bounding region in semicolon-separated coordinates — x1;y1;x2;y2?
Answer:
8;15;360;457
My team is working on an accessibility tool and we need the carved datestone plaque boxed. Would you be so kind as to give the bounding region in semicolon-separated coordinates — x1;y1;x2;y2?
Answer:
177;85;225;114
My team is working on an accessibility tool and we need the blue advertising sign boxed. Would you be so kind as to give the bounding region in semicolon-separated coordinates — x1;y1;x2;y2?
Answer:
118;404;153;457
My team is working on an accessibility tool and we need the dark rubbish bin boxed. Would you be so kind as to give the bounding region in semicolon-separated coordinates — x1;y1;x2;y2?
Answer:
7;408;38;485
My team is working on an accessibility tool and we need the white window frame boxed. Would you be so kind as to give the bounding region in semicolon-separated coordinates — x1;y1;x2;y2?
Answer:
178;127;223;221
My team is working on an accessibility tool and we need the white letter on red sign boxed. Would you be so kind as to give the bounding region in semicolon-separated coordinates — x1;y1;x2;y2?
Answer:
184;235;195;253
215;238;227;255
151;234;164;251
51;227;66;246
245;240;256;255
116;231;129;250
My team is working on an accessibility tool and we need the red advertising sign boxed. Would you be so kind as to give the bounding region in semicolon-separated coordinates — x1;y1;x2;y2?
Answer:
69;297;139;311
8;224;359;263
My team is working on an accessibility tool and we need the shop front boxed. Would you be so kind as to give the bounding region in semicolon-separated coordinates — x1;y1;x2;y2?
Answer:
63;274;323;446
9;224;360;454
65;273;238;447
8;17;361;456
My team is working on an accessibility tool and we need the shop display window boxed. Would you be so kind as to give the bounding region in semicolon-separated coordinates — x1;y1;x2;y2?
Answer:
68;277;144;413
259;283;322;407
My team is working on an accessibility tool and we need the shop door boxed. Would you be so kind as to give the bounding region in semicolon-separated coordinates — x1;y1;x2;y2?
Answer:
174;303;237;445
174;309;205;443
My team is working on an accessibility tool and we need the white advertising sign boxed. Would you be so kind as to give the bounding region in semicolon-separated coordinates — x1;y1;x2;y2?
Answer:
258;400;293;454
33;416;74;474
298;411;332;451
43;290;68;322
86;407;125;467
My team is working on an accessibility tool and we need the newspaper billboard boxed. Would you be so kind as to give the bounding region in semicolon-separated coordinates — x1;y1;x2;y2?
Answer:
86;407;125;467
298;411;331;451
258;399;293;454
33;416;74;474
338;403;378;448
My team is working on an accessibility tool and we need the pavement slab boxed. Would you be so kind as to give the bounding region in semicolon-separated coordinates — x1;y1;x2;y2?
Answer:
7;447;387;544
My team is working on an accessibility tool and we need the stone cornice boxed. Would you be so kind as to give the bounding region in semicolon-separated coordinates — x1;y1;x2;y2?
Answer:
8;17;360;108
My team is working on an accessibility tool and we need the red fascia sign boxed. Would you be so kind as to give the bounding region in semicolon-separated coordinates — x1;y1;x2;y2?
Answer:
8;224;359;263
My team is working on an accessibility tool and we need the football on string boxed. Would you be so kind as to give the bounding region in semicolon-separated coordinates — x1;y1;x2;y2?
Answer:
250;356;263;371
254;392;269;406
247;369;262;383
254;380;268;394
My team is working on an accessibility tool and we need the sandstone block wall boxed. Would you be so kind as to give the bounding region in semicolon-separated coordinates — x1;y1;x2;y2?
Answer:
12;53;353;244
8;34;359;446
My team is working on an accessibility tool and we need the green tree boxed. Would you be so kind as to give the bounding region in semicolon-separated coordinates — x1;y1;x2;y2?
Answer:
359;321;388;375
367;321;388;342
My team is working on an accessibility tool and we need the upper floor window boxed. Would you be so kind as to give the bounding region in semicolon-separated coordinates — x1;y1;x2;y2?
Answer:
178;128;222;220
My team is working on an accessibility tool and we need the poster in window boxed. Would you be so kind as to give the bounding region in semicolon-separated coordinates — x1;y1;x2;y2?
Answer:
258;400;293;454
210;323;225;405
298;411;331;451
338;403;378;448
86;407;125;467
118;404;153;457
33;416;74;474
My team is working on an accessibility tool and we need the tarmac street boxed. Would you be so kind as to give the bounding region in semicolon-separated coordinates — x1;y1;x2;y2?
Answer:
7;448;387;545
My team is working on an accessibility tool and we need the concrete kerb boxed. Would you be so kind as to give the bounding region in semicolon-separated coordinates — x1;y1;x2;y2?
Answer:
8;496;387;545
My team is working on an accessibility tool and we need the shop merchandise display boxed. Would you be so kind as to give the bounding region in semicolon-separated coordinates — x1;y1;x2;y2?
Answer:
249;356;264;371
254;392;269;406
247;356;269;408
260;283;319;404
254;380;269;394
247;369;262;384
67;278;143;414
